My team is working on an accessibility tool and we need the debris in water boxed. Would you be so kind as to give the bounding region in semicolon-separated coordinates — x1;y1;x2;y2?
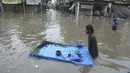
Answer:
35;65;38;68
18;52;25;57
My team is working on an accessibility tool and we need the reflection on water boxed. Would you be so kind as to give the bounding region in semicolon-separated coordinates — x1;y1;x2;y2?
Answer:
0;9;130;73
44;9;64;43
75;2;79;26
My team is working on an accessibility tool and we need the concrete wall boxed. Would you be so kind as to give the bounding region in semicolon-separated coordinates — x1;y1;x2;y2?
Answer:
79;3;93;16
3;4;46;13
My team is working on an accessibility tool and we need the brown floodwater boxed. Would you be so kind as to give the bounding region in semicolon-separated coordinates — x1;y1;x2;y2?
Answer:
0;9;130;73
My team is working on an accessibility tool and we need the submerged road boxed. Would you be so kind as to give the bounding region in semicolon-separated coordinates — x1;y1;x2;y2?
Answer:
0;9;130;73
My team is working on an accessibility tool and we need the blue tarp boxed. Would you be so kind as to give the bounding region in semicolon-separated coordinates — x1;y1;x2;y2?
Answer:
29;42;94;66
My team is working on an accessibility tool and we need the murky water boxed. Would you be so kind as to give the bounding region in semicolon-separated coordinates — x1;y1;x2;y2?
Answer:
0;9;130;73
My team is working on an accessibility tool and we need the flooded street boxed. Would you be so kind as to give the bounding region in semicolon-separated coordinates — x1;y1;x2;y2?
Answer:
0;9;130;73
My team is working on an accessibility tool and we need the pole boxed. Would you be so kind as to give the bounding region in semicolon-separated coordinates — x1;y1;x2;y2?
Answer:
41;0;43;12
22;0;26;24
89;6;93;24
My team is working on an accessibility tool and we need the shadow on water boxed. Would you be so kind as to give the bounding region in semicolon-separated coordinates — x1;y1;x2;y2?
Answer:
0;9;130;73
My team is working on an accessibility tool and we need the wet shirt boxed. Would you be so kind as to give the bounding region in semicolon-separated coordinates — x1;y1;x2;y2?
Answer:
110;12;115;19
88;34;98;59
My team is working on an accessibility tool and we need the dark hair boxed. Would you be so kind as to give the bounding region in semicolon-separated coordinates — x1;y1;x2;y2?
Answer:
86;24;94;34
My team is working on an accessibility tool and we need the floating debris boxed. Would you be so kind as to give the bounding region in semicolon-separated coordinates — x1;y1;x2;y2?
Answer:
35;65;38;68
18;52;25;57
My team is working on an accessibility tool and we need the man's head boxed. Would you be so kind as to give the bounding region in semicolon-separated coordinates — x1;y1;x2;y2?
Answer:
85;24;94;35
113;19;117;22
